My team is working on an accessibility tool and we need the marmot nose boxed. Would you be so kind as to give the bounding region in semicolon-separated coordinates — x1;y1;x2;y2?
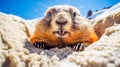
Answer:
56;14;67;25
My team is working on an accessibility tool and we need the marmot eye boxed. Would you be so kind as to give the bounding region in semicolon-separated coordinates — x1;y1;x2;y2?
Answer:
73;12;77;17
47;12;51;17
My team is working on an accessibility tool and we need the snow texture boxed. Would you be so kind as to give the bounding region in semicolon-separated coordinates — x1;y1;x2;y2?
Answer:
0;3;120;67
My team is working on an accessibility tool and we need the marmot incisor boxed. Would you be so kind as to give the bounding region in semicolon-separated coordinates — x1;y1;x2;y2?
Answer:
30;5;98;51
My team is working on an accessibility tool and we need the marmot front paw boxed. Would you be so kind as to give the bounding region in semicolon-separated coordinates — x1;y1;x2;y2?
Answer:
33;42;45;49
72;43;86;51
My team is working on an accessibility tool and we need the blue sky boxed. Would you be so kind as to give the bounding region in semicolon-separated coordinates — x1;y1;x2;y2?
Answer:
0;0;119;19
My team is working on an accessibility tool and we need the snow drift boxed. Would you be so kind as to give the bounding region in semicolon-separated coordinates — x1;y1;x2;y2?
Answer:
0;3;120;67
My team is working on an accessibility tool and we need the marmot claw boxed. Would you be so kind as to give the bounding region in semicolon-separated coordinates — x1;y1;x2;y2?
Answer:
73;43;86;51
33;42;45;49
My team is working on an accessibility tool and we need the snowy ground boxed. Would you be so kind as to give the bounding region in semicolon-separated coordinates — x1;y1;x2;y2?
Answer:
0;3;120;67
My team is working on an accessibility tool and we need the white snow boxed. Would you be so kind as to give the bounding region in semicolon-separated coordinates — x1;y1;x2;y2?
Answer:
1;2;120;67
95;3;120;19
89;9;107;19
89;3;120;19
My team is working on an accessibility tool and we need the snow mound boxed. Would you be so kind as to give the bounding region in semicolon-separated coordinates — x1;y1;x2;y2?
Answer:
0;3;120;67
93;3;120;38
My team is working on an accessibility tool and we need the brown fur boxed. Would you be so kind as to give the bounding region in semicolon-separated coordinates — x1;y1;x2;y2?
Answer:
30;5;98;48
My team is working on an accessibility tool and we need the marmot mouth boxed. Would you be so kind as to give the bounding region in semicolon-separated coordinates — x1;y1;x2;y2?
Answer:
53;30;69;37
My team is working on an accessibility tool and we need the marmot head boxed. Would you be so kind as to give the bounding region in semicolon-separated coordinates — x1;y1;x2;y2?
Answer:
40;5;81;37
32;5;93;47
45;5;80;37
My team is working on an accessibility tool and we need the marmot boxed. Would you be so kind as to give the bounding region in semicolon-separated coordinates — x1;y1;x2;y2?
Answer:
30;5;98;51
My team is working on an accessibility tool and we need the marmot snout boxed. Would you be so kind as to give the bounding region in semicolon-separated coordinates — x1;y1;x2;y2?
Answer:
30;5;98;51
